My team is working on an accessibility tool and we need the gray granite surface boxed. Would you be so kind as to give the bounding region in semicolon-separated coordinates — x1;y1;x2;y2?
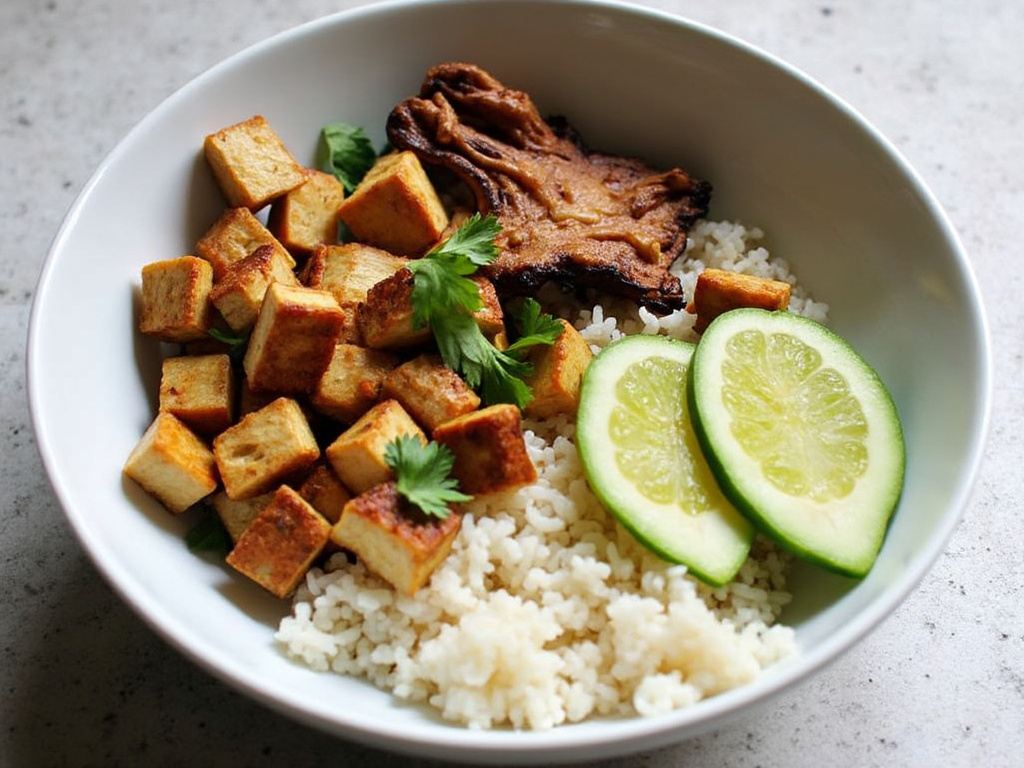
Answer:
2;0;1021;765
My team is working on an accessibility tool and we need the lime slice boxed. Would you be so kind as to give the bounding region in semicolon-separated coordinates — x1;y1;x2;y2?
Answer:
576;334;754;586
688;308;905;577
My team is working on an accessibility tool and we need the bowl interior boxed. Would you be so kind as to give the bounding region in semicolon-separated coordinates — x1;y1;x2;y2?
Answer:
28;0;989;762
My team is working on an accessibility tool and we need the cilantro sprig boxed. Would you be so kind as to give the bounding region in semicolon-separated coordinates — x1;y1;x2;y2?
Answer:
207;326;249;364
317;122;377;194
407;214;562;408
384;435;471;519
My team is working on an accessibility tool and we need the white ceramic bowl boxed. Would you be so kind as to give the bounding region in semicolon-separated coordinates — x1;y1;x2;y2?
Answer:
28;0;990;762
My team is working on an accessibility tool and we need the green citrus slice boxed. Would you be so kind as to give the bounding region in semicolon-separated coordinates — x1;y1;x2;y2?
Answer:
688;308;905;577
576;334;754;586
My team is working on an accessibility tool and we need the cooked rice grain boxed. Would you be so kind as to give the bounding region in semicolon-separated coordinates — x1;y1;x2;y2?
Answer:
276;220;819;730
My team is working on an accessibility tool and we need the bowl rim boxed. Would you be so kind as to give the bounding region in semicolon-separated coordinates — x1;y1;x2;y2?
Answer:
27;0;993;761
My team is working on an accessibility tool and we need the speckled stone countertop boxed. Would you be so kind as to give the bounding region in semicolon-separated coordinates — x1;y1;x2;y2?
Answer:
2;0;1021;765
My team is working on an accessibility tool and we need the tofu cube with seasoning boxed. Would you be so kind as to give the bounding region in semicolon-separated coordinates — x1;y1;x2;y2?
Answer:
522;320;592;419
267;168;346;254
382;354;480;432
325;399;426;494
158;353;236;435
358;270;504;350
210;489;274;543
225;485;331;598
208;243;299;332
336;150;449;256
203;115;307;211
242;283;345;395
195;207;295;278
297;462;352;525
138;256;214;342
123;412;218;514
213;397;320;499
432;403;537;496
303;243;408;345
311;343;400;424
330;481;461;595
686;268;792;333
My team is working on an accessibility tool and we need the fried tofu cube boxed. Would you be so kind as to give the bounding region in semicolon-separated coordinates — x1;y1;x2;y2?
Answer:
212;397;320;499
203;115;306;211
325;399;426;494
356;269;431;350
381;354;480;432
686;268;792;333
297;463;351;524
158;353;236;435
330;481;461;595
209;243;299;332
522;320;592;419
310;343;400;424
123;412;218;514
210;489;274;542
195;207;295;279
267;169;346;254
225;485;331;598
432;404;537;496
138;256;214;342
336;151;449;256
304;243;408;344
243;283;344;394
358;270;504;350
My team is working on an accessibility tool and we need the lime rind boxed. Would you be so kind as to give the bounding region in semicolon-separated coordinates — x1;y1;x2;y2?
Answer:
689;308;905;577
577;334;754;586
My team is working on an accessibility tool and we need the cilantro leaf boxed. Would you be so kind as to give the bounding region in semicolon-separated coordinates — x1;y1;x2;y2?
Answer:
427;212;501;269
384;435;472;519
406;258;484;329
207;326;249;364
431;312;535;407
504;298;565;357
185;509;231;557
317;122;377;194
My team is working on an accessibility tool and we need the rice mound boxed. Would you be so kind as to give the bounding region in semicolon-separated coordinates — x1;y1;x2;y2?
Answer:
275;220;824;730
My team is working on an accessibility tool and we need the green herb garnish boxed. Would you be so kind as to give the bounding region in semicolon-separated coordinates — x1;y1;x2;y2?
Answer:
406;214;560;408
506;297;565;357
207;326;249;364
384;435;472;520
185;509;231;557
317;122;377;194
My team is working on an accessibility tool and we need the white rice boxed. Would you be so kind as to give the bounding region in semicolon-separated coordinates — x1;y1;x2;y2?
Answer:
275;220;824;730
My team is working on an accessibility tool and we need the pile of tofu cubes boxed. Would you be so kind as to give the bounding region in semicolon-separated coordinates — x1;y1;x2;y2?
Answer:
123;115;594;599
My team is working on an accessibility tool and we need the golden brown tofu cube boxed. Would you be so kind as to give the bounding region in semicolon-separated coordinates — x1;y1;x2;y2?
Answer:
356;269;432;350
686;268;792;333
304;243;408;344
225;485;331;598
123;412;218;514
310;343;400;424
297;463;351;524
432;404;537;496
138;256;214;342
195;207;295;279
381;354;480;432
267;169;346;254
331;481;461;595
209;243;299;332
243;283;344;394
336;151;449;256
522;320;592;419
204;115;306;211
210;490;274;542
358;270;503;351
212;397;320;499
325;399;426;495
158;353;236;435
